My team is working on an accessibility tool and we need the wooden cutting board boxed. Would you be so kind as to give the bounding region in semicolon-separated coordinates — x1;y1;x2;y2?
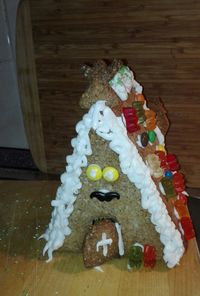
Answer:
0;180;199;296
16;0;200;187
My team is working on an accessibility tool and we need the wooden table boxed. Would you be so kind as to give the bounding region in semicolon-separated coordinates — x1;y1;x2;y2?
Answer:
0;181;199;296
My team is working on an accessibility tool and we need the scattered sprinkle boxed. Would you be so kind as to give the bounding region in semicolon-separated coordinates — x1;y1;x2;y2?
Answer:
94;266;104;272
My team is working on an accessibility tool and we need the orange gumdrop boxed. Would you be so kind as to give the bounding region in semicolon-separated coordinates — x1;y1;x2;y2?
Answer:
174;200;190;219
145;110;156;130
135;93;145;102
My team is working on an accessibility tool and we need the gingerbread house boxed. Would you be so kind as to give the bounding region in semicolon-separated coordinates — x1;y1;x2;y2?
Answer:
41;61;195;269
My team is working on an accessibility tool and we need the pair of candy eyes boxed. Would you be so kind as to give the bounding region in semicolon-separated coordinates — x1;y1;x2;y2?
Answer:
86;165;119;182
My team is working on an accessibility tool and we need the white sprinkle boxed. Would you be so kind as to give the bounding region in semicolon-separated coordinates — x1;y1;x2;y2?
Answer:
94;266;104;272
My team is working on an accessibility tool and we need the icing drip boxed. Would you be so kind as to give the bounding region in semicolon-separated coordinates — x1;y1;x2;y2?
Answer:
42;100;184;268
96;233;113;257
115;222;125;256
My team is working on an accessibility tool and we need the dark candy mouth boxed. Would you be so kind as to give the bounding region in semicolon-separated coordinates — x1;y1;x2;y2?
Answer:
90;191;120;202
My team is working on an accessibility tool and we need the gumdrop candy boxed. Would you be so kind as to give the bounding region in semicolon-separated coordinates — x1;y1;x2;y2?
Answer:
123;107;140;133
178;192;188;204
135;93;145;102
166;154;180;171
173;172;185;193
180;217;195;240
132;101;146;124
144;245;156;268
128;244;143;268
145;110;156;130
140;132;149;147
161;177;176;199
174;200;190;219
148;130;156;143
145;154;163;178
165;170;173;179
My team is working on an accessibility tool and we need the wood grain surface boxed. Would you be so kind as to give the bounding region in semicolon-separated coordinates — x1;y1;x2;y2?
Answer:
0;180;199;296
16;0;200;187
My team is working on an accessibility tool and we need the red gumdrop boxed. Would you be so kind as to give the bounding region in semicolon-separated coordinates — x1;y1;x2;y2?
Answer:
123;107;140;133
144;245;156;268
173;172;185;193
166;154;180;171
180;217;195;240
178;193;188;204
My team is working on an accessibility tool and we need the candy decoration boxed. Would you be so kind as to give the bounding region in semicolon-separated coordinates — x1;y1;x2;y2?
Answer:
145;110;156;130
132;101;146;124
148;130;156;143
145;154;163;178
161;177;176;199
144;245;156;268
135;93;145;103
102;167;119;182
128;244;143;268
122;107;140;133
173;172;185;193
155;151;169;171
178;192;188;204
109;66;134;101
180;217;195;240
166;154;180;171
156;144;166;153
86;164;102;181
165;170;173;179
174;200;190;219
141;132;149;147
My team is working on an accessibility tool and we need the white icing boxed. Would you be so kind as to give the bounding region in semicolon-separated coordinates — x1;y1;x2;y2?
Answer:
159;182;166;195
94;266;104;272
99;188;109;193
133;242;144;252
109;66;143;101
136;135;143;148
42;100;184;268
115;222;125;256
154;126;165;145
143;101;150;110
96;233;113;257
103;170;114;181
174;208;180;219
90;169;97;178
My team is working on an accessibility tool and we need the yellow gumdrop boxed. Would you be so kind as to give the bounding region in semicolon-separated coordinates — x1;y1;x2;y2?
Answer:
156;144;166;153
86;164;102;181
102;167;119;182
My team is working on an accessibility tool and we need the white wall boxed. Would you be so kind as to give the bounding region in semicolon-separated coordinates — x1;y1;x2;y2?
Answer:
0;0;28;148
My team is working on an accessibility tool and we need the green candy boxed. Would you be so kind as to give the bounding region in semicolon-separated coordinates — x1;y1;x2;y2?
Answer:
128;245;143;269
148;130;156;143
161;177;176;200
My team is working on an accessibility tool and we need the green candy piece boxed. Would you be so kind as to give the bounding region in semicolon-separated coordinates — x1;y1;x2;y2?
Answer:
148;130;156;143
132;101;143;109
128;245;143;269
161;177;176;199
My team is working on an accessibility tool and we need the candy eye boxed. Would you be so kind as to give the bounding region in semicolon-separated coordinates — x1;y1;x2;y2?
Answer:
102;167;119;182
86;164;102;181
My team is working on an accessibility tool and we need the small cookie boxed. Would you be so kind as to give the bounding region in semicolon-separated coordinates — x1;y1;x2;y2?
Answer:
83;219;119;267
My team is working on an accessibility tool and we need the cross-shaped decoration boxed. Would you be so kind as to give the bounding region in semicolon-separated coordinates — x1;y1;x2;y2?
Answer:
96;233;113;257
